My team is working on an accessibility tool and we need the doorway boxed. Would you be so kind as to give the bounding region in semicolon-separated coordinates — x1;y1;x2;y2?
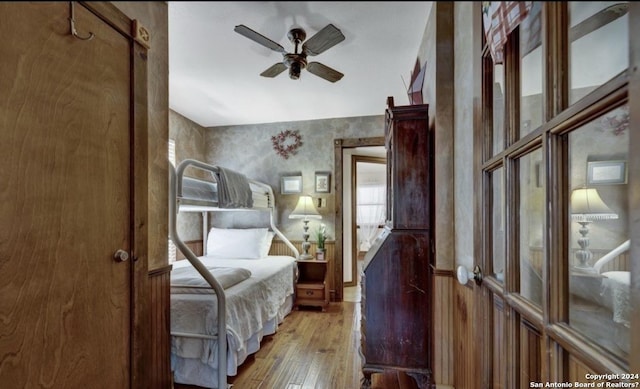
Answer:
350;156;386;288
333;137;384;302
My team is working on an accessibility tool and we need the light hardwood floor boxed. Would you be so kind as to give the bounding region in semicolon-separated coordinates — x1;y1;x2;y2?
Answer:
174;298;364;389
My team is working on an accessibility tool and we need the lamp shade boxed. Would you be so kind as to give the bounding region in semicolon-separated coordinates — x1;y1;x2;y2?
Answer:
570;188;618;221
289;195;321;219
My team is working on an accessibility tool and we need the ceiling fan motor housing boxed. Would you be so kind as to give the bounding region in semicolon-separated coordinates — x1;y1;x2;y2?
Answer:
284;53;307;80
287;28;306;45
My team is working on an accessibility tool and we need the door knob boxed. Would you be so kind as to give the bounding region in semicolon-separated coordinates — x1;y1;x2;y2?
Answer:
114;249;129;262
456;265;482;285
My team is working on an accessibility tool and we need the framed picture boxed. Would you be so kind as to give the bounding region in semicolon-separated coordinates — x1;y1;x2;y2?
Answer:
314;172;331;193
587;160;627;185
281;175;302;194
280;176;302;194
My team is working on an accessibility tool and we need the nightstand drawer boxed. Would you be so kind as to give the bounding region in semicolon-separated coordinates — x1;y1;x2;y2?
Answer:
297;283;325;300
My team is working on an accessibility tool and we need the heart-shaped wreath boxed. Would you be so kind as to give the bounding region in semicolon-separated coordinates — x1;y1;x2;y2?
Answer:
271;129;303;159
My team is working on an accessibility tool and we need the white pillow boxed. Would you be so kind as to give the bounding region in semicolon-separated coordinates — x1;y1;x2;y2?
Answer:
206;227;270;259
260;231;276;257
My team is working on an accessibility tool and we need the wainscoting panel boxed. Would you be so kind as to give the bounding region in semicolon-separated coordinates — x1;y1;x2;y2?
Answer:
569;354;606;384
433;271;454;386
493;296;506;388
520;320;542;388
453;278;477;389
175;240;203;259
149;265;172;388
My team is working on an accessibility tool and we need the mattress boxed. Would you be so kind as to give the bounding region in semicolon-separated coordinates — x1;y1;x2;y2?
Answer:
170;255;297;388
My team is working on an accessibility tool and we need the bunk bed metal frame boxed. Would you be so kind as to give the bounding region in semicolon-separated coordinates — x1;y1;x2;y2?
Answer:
169;159;299;389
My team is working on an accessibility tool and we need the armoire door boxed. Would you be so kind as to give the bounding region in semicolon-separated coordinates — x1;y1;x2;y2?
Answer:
0;3;144;387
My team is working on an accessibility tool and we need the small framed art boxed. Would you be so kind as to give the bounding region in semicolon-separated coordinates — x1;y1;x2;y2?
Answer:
314;172;331;193
281;175;303;194
587;160;627;185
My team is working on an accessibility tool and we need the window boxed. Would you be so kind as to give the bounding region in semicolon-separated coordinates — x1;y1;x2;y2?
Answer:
356;183;386;251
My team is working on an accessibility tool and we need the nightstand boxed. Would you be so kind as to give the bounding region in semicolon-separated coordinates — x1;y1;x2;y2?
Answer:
295;259;329;311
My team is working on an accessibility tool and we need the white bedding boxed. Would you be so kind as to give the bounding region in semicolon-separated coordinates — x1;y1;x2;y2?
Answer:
170;255;297;388
171;265;252;294
601;271;630;327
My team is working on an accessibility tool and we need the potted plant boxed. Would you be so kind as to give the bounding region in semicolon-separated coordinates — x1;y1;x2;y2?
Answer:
316;224;326;260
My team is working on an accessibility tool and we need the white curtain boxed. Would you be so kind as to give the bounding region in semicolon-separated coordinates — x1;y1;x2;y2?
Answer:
357;184;386;251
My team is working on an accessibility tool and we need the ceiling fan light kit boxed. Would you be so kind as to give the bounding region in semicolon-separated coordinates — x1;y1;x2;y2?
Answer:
234;23;345;82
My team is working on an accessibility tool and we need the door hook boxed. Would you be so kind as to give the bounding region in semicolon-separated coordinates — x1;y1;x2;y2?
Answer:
69;2;95;41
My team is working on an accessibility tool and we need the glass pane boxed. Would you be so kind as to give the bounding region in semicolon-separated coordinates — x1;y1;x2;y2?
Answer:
519;149;544;306
569;2;629;104
493;64;505;156
520;2;543;136
567;104;629;360
492;167;505;282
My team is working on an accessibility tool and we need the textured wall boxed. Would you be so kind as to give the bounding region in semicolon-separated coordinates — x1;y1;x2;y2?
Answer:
416;2;456;270
453;3;477;271
169;111;206;241
113;2;169;270
203;116;385;240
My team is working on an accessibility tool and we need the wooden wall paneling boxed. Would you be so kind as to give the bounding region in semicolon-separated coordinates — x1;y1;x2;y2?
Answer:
453;280;476;389
433;272;454;386
520;320;542;388
175;240;203;259
149;265;172;388
568;354;606;385
493;296;506;388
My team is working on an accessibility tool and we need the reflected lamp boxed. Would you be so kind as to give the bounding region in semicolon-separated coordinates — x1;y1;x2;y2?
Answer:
570;187;618;270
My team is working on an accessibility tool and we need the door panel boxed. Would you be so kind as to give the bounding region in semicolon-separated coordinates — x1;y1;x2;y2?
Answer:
520;321;542;387
491;296;506;388
0;3;131;387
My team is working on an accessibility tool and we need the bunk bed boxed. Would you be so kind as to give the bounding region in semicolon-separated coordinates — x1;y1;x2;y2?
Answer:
169;159;300;389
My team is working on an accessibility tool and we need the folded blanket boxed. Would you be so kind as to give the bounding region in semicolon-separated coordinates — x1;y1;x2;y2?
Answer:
216;167;253;208
171;265;252;294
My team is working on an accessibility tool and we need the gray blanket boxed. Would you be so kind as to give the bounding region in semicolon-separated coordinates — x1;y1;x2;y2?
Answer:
216;166;253;208
171;265;252;294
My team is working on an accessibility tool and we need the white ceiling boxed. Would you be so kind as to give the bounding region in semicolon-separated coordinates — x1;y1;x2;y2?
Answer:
168;2;432;128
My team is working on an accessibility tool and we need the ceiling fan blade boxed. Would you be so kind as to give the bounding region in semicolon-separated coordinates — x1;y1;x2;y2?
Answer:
234;24;286;53
569;3;628;42
260;63;287;78
522;3;628;56
307;62;344;83
302;24;345;56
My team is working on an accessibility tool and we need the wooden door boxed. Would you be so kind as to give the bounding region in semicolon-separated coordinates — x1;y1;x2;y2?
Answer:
0;3;144;387
474;2;637;387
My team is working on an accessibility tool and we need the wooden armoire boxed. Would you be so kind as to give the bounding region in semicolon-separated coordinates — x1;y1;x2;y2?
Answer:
0;3;150;387
360;97;432;388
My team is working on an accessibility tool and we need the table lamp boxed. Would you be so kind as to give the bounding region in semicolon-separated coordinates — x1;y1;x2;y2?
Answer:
289;195;322;259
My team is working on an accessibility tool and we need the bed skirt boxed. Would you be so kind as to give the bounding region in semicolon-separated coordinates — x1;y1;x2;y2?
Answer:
171;293;293;388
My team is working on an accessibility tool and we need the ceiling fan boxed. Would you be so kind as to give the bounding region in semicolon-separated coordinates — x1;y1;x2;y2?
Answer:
234;23;345;83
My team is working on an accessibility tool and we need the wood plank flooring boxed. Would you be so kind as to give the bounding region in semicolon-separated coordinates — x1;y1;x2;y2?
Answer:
174;299;364;389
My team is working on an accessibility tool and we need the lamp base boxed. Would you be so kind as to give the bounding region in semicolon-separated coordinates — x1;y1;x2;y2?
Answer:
299;220;313;260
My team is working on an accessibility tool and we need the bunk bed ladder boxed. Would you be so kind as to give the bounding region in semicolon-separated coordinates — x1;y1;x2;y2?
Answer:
169;162;228;389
